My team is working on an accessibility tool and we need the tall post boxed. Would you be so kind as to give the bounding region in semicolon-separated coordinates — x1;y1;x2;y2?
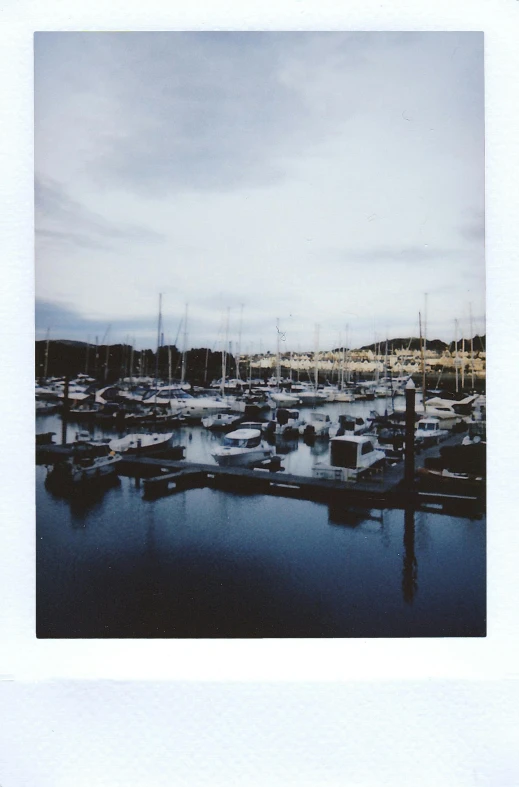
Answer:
404;379;416;491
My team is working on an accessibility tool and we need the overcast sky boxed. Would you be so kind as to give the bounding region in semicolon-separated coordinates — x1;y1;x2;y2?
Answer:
35;32;484;352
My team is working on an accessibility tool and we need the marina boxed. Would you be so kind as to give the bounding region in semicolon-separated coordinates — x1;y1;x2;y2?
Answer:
36;377;486;638
34;32;486;640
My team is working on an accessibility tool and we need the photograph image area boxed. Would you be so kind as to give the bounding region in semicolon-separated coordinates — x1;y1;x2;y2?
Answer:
35;32;485;638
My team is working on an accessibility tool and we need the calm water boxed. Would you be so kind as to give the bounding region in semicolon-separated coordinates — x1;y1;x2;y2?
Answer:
36;401;486;638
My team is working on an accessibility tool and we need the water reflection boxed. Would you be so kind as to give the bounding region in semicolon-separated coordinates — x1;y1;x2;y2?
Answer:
402;506;418;604
328;505;384;528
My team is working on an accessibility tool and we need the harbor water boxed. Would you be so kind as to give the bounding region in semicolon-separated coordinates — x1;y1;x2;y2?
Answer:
36;399;486;638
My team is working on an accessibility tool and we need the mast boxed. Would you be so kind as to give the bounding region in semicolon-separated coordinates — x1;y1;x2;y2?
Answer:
314;324;320;390
130;339;134;390
85;335;90;376
221;307;229;397
419;312;426;414
204;347;209;387
454;319;459;393
276;318;281;388
154;294;162;403
181;302;188;386
340;331;345;391
236;303;244;380
103;325;111;383
43;327;50;380
461;336;465;389
469;302;475;391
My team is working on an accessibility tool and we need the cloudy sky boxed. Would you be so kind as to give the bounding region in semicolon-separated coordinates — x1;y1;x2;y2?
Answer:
35;32;484;352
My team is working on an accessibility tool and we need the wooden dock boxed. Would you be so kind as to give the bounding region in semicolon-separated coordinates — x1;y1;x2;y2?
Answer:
37;430;484;514
118;452;484;514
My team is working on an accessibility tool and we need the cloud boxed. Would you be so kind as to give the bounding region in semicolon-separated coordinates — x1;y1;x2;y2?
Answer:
458;211;485;243
35;176;165;251
330;245;472;265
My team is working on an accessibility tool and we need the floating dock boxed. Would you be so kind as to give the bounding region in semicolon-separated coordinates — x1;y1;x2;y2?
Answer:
37;430;484;514
117;453;484;515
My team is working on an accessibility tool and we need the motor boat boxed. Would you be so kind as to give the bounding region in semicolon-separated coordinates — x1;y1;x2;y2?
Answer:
201;413;242;430
264;408;304;437
414;417;448;447
211;428;273;467
45;445;122;489
312;435;386;482
108;432;173;454
298;411;332;438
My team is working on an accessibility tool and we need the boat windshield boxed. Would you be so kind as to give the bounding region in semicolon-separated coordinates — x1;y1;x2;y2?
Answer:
223;435;261;448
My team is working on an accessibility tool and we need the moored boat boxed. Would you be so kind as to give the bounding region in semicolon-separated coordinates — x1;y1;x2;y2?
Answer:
313;435;386;482
211;428;273;467
108;432;174;454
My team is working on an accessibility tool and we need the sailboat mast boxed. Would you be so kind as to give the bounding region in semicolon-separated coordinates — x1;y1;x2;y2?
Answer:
204;347;209;386
154;294;162;405
85;335;90;376
221;307;229;397
419;312;426;414
454;319;459;393
461;336;465;389
276;318;281;387
314;324;320;390
44;327;50;380
236;303;244;381
181;302;188;386
130;339;134;389
469;302;475;391
340;331;345;391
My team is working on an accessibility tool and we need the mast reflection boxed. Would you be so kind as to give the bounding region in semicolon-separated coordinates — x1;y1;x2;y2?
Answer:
402;506;418;604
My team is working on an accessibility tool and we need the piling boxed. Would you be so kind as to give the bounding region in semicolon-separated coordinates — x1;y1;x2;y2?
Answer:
404;378;416;490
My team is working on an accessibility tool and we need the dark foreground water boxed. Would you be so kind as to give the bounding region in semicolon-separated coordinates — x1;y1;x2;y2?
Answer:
36;464;486;638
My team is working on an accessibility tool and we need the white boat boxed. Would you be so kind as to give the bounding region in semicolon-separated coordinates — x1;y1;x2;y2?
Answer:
299;411;332;437
211;428;273;467
323;387;354;403
313;435;386;482
46;447;122;488
269;391;301;407
328;415;370;438
141;386;195;409
394;402;462;428
201;412;242;430
108;432;173;453
414;417;448;446
265;408;304;437
178;396;232;421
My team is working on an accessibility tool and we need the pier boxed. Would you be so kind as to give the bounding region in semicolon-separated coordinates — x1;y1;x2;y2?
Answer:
117;450;484;515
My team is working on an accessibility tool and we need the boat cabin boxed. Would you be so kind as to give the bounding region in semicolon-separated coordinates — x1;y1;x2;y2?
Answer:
222;429;263;449
313;435;385;481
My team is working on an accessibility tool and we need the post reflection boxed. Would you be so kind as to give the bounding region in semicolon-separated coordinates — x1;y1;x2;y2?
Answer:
402;506;418;604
